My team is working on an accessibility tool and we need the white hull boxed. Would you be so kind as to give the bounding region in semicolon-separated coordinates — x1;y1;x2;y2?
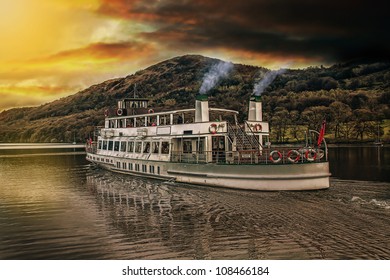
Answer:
86;153;330;191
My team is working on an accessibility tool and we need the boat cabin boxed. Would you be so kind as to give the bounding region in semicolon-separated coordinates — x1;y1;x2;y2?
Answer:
98;95;270;164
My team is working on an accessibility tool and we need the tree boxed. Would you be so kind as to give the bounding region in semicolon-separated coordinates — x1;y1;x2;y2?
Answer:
352;108;374;140
289;110;302;141
329;101;352;139
270;107;290;142
301;106;330;130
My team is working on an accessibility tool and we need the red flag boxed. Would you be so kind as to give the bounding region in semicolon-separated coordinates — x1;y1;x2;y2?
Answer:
317;120;326;147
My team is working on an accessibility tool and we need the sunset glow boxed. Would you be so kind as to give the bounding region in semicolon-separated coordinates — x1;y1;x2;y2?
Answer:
0;0;388;111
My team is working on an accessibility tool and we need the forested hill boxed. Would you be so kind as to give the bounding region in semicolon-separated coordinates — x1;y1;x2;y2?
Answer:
0;55;389;143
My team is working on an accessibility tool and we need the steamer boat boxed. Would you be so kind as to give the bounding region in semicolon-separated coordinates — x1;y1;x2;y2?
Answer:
86;95;330;191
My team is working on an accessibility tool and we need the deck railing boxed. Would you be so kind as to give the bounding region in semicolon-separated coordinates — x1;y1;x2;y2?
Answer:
170;146;327;165
86;141;327;166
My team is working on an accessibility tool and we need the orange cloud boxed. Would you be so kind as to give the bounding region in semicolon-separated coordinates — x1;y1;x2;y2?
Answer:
0;41;159;111
1;41;157;82
38;41;156;64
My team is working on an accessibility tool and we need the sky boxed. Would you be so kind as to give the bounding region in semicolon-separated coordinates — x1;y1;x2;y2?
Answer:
0;0;388;112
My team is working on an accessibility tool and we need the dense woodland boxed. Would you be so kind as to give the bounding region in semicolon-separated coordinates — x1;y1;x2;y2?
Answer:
0;55;389;143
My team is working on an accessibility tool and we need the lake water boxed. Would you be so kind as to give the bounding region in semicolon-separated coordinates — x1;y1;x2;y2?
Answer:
0;145;389;259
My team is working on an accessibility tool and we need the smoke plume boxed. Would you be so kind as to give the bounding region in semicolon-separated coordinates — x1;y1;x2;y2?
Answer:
199;61;234;94
253;68;287;96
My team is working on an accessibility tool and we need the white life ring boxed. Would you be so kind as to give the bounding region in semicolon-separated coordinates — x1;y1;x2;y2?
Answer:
117;108;123;116
287;150;301;163
269;150;282;163
209;123;218;134
254;123;262;132
148;109;154;114
305;148;317;161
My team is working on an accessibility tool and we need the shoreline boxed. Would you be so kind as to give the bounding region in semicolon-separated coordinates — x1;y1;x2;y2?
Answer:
0;143;85;149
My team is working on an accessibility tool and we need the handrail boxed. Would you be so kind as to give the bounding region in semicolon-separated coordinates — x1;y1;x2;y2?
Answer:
106;107;239;120
244;121;263;149
169;146;328;165
106;108;196;120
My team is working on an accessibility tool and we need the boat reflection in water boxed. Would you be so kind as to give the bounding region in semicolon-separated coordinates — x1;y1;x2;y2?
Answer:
85;168;390;259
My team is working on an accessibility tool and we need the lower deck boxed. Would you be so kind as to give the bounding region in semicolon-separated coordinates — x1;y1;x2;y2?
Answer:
86;152;330;191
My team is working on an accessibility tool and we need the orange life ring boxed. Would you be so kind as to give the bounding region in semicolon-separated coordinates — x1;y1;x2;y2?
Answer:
209;123;218;134
269;150;282;163
287;150;300;163
305;148;317;161
117;108;123;116
254;123;262;132
148;109;154;114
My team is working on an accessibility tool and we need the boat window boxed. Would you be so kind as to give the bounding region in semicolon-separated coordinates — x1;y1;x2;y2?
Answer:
152;142;159;154
120;141;127;152
143;142;151;153
108;140;113;150
196;139;205;154
157;166;160;174
126;119;133;128
183;140;192;153
159;116;167;126
98;140;102;150
212;136;225;150
149;118;157;126
122;162;127;169
127;141;134;153
161;141;170;154
135;142;142;153
114;141;120;151
262;135;270;146
138;118;145;127
103;140;107;150
129;163;133;171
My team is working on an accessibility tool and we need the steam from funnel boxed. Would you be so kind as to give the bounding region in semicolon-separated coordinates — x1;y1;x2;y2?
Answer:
253;68;287;96
199;61;233;94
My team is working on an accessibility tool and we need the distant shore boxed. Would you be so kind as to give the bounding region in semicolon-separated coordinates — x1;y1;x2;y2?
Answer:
0;143;85;149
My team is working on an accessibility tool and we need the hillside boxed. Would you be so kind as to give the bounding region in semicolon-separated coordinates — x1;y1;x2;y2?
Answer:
0;55;389;143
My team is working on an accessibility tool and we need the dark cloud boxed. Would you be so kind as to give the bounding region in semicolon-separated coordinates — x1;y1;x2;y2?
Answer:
98;0;390;63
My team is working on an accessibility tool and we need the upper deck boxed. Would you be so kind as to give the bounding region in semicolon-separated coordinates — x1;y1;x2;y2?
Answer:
102;107;269;139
